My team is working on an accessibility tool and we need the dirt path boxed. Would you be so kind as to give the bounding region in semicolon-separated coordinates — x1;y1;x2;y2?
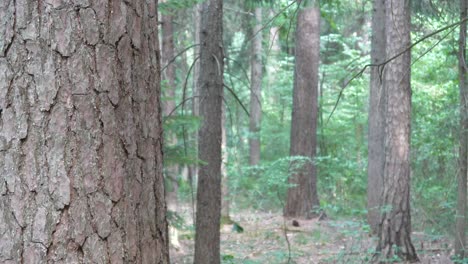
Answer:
169;205;454;263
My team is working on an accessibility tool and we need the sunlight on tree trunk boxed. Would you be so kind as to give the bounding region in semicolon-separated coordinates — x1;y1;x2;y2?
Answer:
373;0;418;262
367;0;386;235
455;0;468;259
194;0;224;263
285;0;320;219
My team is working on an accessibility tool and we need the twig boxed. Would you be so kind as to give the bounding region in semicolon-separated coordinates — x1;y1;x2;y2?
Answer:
161;44;200;72
326;17;468;124
223;84;250;117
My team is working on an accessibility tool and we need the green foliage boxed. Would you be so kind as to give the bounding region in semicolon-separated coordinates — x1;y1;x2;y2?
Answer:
229;156;311;210
159;0;204;15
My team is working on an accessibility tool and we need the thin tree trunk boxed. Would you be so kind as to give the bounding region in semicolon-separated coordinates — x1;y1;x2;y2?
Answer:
249;7;263;166
285;1;320;219
373;0;418;262
367;0;386;235
0;1;169;263
161;2;179;205
266;9;281;105
456;0;468;258
194;0;224;263
221;105;230;221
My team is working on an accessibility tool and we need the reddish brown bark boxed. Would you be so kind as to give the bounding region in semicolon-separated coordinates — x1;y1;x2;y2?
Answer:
0;1;169;263
284;2;320;219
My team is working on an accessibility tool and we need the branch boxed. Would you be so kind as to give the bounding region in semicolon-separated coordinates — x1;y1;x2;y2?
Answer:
325;17;468;125
223;84;250;117
161;44;200;73
247;0;299;43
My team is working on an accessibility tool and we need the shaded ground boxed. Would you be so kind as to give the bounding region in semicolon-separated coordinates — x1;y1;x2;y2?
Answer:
169;204;454;263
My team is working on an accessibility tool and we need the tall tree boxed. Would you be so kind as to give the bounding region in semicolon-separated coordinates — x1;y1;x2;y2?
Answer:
284;0;320;219
161;0;179;203
367;0;386;234
456;0;468;258
194;0;224;263
249;7;263;166
374;0;418;262
0;1;169;263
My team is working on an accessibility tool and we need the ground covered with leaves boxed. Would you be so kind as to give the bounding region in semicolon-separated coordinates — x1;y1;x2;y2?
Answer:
168;204;454;264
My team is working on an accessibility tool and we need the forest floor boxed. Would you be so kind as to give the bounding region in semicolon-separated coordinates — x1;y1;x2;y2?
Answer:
168;203;454;264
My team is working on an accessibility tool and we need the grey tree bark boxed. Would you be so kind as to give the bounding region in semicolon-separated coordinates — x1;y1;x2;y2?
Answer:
249;7;263;166
367;0;386;235
0;1;169;263
373;0;418;262
456;0;468;258
284;0;320;219
194;0;224;263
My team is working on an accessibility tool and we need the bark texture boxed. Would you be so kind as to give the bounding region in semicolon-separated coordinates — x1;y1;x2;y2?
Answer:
284;3;320;219
249;7;263;166
367;0;386;234
194;0;224;263
374;0;418;262
456;0;468;258
0;0;169;263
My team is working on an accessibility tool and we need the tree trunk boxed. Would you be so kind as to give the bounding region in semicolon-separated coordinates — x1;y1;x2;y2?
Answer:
266;9;281;105
456;0;468;258
0;1;169;263
367;0;386;235
373;0;418;262
221;105;230;221
249;7;263;166
161;2;179;205
194;0;224;263
284;1;320;219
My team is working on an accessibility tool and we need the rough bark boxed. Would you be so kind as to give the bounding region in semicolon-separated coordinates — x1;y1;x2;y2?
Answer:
367;0;386;235
194;0;224;263
0;1;169;263
249;7;263;166
373;0;418;262
456;0;468;258
284;1;320;219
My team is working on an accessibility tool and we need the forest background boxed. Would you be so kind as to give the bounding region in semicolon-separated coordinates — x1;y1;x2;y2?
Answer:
162;0;464;263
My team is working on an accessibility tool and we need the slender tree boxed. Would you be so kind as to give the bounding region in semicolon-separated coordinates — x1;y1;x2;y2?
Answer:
161;0;179;203
194;0;224;263
249;7;263;166
367;0;386;234
0;1;169;263
284;0;321;219
373;0;418;262
456;0;468;258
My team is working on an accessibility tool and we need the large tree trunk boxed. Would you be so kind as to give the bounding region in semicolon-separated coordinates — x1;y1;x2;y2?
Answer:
0;1;169;263
249;7;263;166
367;0;386;235
456;0;468;258
284;1;320;219
373;0;418;262
194;0;224;263
161;2;179;205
